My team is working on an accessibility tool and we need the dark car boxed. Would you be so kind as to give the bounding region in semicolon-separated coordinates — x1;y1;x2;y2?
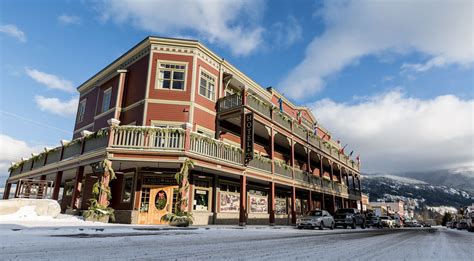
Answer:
366;215;382;228
296;210;335;230
334;208;366;229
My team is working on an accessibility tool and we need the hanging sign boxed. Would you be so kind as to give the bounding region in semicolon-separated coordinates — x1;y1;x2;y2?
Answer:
244;112;254;165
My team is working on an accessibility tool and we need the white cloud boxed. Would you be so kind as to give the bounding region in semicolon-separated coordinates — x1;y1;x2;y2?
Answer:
270;16;302;48
310;90;474;173
0;24;26;42
279;0;474;100
25;67;75;93
0;134;47;179
58;14;81;25
97;0;265;56
34;96;78;117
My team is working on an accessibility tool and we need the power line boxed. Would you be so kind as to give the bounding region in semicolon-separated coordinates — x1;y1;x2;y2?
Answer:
0;110;71;135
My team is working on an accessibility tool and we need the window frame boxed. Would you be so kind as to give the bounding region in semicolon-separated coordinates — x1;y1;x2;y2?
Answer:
101;87;112;113
154;60;188;91
121;173;134;203
198;68;216;101
77;98;87;123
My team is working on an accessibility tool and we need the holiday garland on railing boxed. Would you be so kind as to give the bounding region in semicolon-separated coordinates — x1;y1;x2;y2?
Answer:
161;159;194;226
253;152;272;163
190;132;243;153
246;93;273;109
113;125;185;135
273;159;292;170
83;155;117;222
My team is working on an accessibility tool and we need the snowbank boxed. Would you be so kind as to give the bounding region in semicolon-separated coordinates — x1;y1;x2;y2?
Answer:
0;198;61;217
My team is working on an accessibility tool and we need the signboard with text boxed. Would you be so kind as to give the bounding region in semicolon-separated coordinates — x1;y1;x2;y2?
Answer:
244;112;254;165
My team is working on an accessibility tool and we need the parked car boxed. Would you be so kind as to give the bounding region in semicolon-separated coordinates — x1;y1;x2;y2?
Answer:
457;219;468;230
366;215;382;228
296;210;335;230
450;221;458;229
446;221;452;228
334;208;366;229
467;213;474;232
380;216;395;228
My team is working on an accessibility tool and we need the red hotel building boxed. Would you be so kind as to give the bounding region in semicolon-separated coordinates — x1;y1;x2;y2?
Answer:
5;36;363;225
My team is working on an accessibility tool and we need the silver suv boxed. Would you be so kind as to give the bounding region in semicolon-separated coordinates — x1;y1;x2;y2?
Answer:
296;210;335;230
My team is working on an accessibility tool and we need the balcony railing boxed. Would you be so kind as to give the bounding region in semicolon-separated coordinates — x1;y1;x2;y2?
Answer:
111;126;185;150
218;93;242;112
294;169;310;183
247;95;272;118
248;154;272;173
190;132;242;165
294;125;307;140
274;111;292;130
274;161;293;178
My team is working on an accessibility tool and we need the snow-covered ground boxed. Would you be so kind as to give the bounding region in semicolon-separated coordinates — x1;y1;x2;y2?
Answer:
1;207;473;260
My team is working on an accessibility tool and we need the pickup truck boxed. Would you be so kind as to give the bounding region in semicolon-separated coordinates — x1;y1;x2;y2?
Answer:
334;208;366;229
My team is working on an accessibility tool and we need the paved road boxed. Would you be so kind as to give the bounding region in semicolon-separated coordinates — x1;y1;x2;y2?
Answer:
1;226;473;260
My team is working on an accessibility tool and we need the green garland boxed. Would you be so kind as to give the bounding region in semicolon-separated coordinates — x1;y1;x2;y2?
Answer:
113;125;185;135
83;157;117;222
253;152;272;163
190;133;243;153
247;93;272;109
161;159;195;226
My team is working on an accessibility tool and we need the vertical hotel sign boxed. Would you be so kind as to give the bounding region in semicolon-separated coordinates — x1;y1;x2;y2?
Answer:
244;112;254;165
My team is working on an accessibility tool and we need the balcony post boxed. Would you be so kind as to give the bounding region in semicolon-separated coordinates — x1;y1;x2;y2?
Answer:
307;148;311;174
345;171;350;186
184;122;192;151
290;139;295;179
107;118;121;147
357;176;362;191
291;186;296;225
352;174;356;190
52;171;63;200
239;175;247;226
270;129;275;175
3;182;11;199
14;180;21;198
321;192;326;210
241;88;247;106
308;190;312;211
332;194;336;213
70;166;84;209
339;166;343;185
269;181;275;226
114;69;128;120
37;175;47;199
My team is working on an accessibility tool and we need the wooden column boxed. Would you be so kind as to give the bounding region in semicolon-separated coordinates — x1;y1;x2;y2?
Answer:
308;190;313;211
269;181;275;226
270;129;275;174
3;182;11;199
307;149;311;173
321;193;326;210
332;194;336;214
239;175;247;226
37;175;47;199
71;166;84;209
291;186;296;225
212;175;219;224
52;171;63;200
290;140;295;179
114;69;128;120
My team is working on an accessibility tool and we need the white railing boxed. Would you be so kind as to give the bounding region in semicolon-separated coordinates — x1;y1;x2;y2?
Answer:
190;132;242;165
112;126;185;150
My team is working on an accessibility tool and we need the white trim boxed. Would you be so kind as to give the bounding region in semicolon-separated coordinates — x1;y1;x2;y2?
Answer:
198;67;217;102
142;48;154;125
121;100;145;112
73;122;94;134
101;87;112;113
94;108;115;120
76;98;87;123
148;99;191;106
154;59;188;91
189;53;197;127
196;125;215;137
194;104;216;116
150;120;184;127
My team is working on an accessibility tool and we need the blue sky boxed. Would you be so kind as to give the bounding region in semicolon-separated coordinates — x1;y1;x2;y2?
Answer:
0;0;473;179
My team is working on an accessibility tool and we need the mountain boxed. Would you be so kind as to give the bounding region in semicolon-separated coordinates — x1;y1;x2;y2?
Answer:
362;175;473;210
393;168;474;194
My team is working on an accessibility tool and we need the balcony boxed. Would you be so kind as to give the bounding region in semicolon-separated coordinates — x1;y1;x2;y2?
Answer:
247;154;272;173
274;160;293;178
247;95;272;118
189;132;242;165
294;124;307;141
217;93;242;112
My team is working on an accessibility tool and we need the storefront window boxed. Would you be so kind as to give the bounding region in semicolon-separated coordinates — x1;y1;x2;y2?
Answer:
122;175;133;203
193;189;209;211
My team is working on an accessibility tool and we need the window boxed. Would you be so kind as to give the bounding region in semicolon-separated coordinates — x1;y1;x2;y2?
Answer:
77;99;86;123
193;189;209;211
199;71;216;100
121;174;133;203
156;63;186;90
101;88;112;113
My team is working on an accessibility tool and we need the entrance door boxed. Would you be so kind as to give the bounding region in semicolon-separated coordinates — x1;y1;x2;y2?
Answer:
138;186;176;225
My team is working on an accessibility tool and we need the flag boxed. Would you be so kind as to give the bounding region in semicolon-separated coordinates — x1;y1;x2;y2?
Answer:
339;144;347;154
321;134;326;140
356;155;361;163
337;140;340;144
278;97;283;112
297;111;302;124
349;150;354;157
313;123;318;135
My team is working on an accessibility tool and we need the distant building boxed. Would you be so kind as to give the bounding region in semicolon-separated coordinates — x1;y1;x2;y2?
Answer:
370;201;405;216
